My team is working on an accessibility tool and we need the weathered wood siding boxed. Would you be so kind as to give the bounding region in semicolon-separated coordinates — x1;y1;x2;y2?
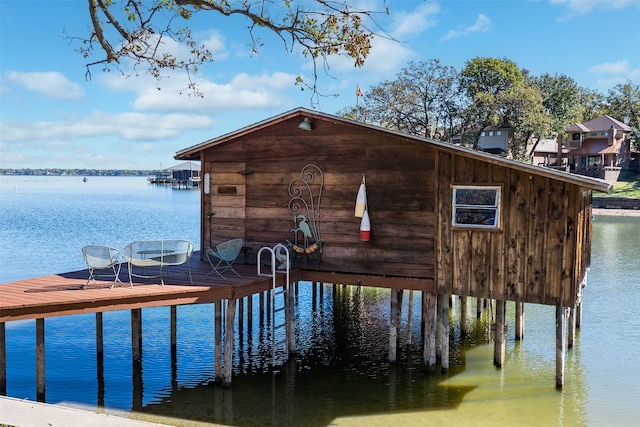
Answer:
201;117;436;279
436;151;591;307
196;112;594;306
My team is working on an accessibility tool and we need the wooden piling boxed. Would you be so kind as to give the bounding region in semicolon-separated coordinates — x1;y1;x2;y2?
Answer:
397;290;403;347
460;296;468;335
422;291;436;370
576;300;583;329
223;298;236;387
96;312;105;407
515;301;525;340
96;312;104;364
476;297;482;319
568;305;575;348
406;290;414;344
259;291;265;323
215;300;223;383
238;296;245;338
438;293;449;370
287;282;296;354
170;306;177;359
494;300;505;367
0;322;5;395
389;289;399;363
131;309;142;364
36;318;45;402
556;304;567;389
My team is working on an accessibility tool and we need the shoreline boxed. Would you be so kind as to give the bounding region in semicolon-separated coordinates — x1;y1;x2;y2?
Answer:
593;208;640;217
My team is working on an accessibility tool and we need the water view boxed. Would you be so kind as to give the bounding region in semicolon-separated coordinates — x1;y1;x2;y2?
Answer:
0;176;639;426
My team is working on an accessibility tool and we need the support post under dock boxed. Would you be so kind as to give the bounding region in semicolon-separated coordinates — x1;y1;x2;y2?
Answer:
556;305;567;389
494;300;506;367
422;291;436;370
36;318;45;402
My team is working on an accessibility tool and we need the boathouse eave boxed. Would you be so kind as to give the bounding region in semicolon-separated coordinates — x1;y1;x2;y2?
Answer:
174;107;613;194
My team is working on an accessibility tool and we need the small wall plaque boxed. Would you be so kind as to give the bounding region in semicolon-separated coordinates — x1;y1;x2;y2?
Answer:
218;186;237;194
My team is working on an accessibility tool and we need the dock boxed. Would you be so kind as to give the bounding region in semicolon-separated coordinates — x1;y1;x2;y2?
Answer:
0;252;296;399
0;252;287;322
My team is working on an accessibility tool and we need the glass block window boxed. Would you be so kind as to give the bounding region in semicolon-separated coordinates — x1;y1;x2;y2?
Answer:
452;186;501;228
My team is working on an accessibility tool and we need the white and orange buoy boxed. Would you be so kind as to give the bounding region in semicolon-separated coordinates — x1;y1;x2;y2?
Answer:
360;209;371;241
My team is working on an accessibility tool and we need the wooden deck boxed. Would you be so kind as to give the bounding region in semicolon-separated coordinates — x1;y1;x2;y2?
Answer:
0;252;296;323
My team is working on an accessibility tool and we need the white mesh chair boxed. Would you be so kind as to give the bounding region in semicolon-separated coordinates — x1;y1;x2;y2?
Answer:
205;238;243;279
123;240;194;286
82;245;122;289
160;240;194;285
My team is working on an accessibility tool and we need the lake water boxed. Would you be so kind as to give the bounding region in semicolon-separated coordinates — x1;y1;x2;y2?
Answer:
1;176;639;426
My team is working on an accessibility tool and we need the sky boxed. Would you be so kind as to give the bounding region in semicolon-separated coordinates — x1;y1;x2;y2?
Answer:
1;0;639;170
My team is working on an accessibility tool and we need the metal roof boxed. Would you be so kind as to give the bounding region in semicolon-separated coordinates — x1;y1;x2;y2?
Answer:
176;107;612;193
567;115;632;132
569;139;622;155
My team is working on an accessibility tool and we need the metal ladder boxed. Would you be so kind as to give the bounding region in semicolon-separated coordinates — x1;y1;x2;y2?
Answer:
257;243;293;367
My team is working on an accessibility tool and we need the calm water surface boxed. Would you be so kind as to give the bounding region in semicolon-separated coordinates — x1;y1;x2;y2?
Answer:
1;176;639;426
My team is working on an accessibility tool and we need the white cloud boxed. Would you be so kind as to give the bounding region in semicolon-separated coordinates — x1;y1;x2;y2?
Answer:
588;59;640;88
391;2;440;38
589;60;631;74
588;60;640;87
549;0;640;13
127;71;298;112
323;35;415;78
4;71;85;100
0;111;212;143
441;14;491;41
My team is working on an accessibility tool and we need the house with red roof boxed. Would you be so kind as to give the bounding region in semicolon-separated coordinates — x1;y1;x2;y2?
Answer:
564;115;633;181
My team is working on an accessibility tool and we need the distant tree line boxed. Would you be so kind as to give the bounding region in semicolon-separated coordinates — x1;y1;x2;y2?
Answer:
0;168;155;176
340;57;640;161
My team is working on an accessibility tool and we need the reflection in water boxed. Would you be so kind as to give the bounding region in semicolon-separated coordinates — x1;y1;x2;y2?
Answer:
138;284;485;426
4;222;639;426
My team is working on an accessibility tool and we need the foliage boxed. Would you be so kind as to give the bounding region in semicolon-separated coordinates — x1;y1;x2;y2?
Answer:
532;73;580;136
577;87;607;122
606;80;640;128
459;57;526;147
339;60;463;140
500;82;551;161
460;57;524;98
599;177;640;198
73;0;389;99
606;80;640;150
340;55;640;162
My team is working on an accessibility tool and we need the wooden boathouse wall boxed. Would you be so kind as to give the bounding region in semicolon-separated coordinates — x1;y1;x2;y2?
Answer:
200;116;436;281
181;108;603;309
435;151;594;307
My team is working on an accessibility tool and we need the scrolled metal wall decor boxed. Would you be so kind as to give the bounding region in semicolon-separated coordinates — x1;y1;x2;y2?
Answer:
287;164;324;264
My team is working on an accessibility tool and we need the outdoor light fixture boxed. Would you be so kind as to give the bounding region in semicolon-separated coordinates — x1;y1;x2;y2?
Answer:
204;173;210;194
298;117;312;131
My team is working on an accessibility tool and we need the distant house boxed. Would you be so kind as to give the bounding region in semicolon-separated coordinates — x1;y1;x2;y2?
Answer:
168;161;201;189
564;115;632;181
477;126;512;156
529;138;568;167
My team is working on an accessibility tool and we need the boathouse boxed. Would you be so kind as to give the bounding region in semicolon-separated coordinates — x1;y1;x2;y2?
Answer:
175;107;612;387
